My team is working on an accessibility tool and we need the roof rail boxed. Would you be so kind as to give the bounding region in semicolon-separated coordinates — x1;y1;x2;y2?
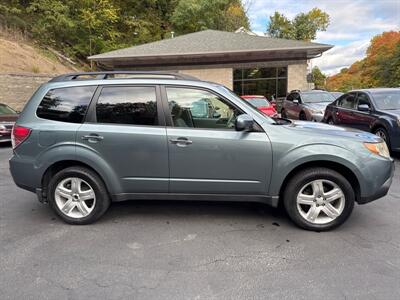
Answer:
48;71;199;82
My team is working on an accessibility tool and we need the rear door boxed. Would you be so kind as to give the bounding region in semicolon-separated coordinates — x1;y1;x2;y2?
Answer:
163;86;272;195
77;85;169;194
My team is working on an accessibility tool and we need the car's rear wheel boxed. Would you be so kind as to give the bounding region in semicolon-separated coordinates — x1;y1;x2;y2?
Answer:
281;109;287;118
48;166;110;224
299;111;307;120
283;168;355;231
327;118;334;125
373;127;391;150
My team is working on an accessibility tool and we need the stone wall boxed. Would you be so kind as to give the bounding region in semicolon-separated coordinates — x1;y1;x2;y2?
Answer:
179;68;233;89
287;63;311;92
0;73;52;111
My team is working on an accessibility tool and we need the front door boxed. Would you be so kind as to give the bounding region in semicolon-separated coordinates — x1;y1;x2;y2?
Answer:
336;92;358;128
352;92;376;131
163;86;272;195
77;85;169;194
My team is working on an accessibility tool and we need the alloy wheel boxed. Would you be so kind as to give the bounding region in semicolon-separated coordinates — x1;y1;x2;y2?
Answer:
296;179;345;224
54;177;96;218
375;129;387;142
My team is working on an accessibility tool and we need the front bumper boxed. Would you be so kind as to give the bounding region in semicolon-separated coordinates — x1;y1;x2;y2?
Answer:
358;158;395;204
311;113;324;122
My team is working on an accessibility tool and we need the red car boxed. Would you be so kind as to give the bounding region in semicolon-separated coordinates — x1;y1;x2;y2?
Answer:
241;95;278;117
0;103;19;144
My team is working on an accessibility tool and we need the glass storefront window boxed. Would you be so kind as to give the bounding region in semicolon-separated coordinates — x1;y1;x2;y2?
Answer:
233;67;287;99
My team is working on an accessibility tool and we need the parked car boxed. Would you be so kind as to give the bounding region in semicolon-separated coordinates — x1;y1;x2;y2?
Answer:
323;88;400;152
9;72;394;231
281;90;336;121
241;95;278;117
330;91;344;99
0;103;19;143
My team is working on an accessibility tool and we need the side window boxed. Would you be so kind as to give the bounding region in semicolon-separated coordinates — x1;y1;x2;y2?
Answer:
166;87;242;129
36;86;96;123
96;86;158;125
338;93;357;109
286;93;294;101
356;93;371;109
293;93;301;102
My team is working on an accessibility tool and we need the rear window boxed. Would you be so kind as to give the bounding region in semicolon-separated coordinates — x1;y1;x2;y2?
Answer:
37;86;96;123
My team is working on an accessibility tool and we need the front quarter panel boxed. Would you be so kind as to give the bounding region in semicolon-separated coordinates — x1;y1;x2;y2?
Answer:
263;124;392;201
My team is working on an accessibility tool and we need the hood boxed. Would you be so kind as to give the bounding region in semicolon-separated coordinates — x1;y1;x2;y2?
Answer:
259;106;277;115
304;102;330;111
286;120;381;143
382;109;400;117
0;114;18;123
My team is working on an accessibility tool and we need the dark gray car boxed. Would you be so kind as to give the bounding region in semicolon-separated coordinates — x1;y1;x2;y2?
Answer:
281;90;336;122
9;72;395;231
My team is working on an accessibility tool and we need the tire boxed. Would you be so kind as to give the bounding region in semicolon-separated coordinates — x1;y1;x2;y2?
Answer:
327;118;334;125
281;109;287;118
299;111;307;120
283;167;355;231
373;127;391;150
47;166;110;225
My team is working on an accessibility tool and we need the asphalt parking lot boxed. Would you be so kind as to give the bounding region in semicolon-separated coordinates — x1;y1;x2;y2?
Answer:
1;144;399;300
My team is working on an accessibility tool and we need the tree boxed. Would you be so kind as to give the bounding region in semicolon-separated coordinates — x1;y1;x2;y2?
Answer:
267;8;329;41
171;0;249;34
311;67;326;89
326;31;400;91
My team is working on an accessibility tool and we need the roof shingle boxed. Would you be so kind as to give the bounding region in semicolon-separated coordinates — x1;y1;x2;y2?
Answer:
89;29;332;60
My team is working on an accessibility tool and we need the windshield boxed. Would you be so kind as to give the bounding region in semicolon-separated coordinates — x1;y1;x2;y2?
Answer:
219;86;276;124
0;104;17;115
302;92;335;103
373;91;400;110
246;98;270;108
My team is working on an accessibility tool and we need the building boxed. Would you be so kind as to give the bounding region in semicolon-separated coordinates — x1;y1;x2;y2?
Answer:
88;30;332;99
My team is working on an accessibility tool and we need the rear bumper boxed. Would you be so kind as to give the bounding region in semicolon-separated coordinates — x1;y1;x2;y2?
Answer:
358;158;395;204
9;154;41;193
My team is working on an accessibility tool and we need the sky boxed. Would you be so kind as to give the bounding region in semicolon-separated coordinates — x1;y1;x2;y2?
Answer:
245;0;400;75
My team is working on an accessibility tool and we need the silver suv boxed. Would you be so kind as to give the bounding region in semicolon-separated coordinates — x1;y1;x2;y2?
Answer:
9;72;394;231
281;90;336;121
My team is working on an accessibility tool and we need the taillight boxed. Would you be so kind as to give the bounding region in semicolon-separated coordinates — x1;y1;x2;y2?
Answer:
12;125;31;149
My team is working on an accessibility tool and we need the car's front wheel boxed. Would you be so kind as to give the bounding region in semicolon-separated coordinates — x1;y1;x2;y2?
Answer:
283;168;355;231
373;127;391;150
48;166;110;224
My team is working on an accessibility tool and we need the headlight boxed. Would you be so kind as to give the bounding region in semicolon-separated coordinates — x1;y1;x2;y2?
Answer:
364;142;390;158
0;125;6;131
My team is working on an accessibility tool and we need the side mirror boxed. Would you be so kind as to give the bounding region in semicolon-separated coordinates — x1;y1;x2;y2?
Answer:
235;114;254;132
358;104;370;112
293;99;299;104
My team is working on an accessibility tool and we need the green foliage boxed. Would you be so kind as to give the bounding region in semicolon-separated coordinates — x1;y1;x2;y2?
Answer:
1;0;249;61
171;0;249;34
267;8;330;41
311;66;326;89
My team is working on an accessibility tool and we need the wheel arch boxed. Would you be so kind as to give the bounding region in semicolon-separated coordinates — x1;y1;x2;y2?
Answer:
278;160;361;205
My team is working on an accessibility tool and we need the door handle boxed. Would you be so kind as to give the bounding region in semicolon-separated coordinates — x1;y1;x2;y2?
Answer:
81;134;104;142
169;138;193;146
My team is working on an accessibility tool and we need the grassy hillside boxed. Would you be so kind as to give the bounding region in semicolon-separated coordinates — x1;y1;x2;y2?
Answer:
0;31;77;74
